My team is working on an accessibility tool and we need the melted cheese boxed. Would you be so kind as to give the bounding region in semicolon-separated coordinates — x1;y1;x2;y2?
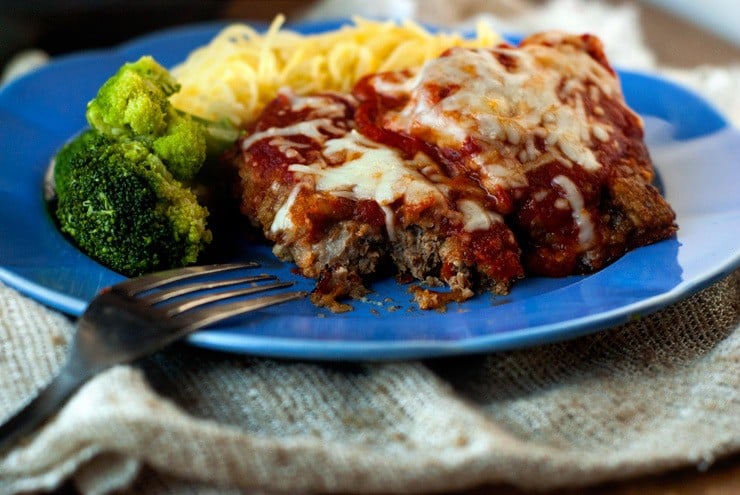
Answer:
270;184;302;234
261;91;522;242
289;131;437;202
551;174;594;250
458;199;503;231
284;92;349;116
240;118;346;150
275;130;517;240
373;38;621;190
240;93;349;151
285;131;447;239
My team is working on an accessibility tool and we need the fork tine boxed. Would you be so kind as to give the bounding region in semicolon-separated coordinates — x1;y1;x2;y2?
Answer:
175;291;308;333
115;262;259;296
138;274;277;305
161;281;296;317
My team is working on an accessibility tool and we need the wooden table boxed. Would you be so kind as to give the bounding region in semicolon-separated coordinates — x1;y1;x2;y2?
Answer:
464;453;740;494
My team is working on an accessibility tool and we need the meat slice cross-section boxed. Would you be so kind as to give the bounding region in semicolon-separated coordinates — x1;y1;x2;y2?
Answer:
227;90;523;311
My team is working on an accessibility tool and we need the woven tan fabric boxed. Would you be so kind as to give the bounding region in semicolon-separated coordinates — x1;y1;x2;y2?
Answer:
0;272;738;494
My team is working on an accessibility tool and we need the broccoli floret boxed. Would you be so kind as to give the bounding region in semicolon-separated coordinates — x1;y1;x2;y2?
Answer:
54;130;211;276
53;129;107;199
53;56;241;276
151;113;206;182
85;55;208;182
85;56;174;136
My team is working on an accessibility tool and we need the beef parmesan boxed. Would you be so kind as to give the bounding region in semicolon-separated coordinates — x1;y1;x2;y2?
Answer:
226;32;677;311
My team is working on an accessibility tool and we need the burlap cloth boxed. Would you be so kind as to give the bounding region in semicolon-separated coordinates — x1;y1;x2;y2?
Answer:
1;1;739;493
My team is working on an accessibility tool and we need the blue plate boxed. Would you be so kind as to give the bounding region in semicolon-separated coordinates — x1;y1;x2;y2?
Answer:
1;21;738;360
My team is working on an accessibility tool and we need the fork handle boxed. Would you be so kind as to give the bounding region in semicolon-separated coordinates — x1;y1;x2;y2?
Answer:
0;364;90;453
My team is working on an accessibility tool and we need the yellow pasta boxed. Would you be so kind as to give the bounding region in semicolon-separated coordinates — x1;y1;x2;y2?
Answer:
170;15;500;127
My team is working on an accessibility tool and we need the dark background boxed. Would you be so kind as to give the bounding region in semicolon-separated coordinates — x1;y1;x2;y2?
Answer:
0;1;311;70
2;0;739;72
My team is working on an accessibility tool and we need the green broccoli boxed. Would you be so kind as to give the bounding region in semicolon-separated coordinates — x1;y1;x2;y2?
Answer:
52;56;236;276
54;130;211;276
85;55;207;182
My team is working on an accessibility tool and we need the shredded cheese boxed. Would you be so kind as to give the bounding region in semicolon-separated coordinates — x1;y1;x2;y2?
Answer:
376;40;622;189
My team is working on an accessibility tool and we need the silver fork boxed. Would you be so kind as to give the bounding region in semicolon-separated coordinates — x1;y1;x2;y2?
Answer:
0;262;306;453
